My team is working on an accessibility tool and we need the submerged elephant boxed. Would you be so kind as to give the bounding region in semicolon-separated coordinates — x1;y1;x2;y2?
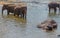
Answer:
14;6;27;19
48;2;60;13
37;19;57;31
2;4;16;15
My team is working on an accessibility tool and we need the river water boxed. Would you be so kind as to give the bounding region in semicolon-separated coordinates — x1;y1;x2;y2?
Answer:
0;0;60;38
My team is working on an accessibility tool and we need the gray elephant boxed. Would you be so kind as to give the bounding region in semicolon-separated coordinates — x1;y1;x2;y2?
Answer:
2;4;16;15
14;6;27;19
37;19;57;31
48;2;60;13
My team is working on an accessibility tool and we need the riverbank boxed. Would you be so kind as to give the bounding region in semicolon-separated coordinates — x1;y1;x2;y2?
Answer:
0;1;27;6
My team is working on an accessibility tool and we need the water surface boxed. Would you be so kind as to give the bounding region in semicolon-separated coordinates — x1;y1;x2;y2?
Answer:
0;1;60;38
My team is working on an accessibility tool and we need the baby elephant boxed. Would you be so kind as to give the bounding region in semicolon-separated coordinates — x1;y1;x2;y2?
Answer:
14;6;27;19
37;19;57;31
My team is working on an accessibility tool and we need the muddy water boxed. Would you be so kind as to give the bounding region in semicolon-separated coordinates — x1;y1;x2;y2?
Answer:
0;1;60;38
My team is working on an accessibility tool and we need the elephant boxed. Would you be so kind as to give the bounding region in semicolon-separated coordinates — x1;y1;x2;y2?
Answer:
37;19;57;31
2;4;16;15
14;6;27;19
48;2;60;13
2;4;27;19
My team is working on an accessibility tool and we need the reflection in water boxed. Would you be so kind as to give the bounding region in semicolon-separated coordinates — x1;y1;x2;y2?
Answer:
2;14;27;24
48;12;60;18
2;14;27;30
48;13;57;16
0;13;27;38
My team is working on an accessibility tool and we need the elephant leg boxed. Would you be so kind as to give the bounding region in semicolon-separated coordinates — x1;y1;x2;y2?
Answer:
22;10;26;19
17;14;19;16
14;13;15;16
25;14;26;19
14;9;17;16
54;8;57;14
24;11;27;19
59;4;60;13
25;10;27;19
2;10;3;15
49;8;51;14
20;11;23;18
7;11;9;15
20;9;25;18
22;13;26;19
14;11;16;16
23;13;24;19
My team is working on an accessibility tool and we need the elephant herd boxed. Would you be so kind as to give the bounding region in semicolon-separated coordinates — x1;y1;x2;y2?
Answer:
2;2;59;19
2;2;58;31
2;4;27;19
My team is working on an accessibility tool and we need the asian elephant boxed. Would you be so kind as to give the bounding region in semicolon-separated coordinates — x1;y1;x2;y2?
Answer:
48;2;60;13
14;6;27;19
37;19;57;31
2;4;16;15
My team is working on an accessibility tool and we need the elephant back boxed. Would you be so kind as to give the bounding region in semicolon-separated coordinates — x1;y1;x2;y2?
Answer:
48;2;59;8
2;4;15;10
